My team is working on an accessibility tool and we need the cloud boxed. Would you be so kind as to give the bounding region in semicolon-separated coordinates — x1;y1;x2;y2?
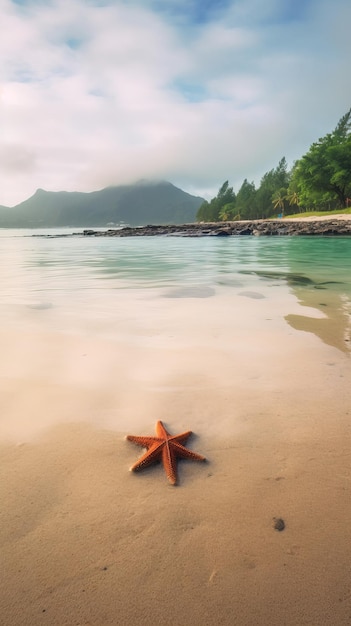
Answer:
0;143;36;172
0;0;350;206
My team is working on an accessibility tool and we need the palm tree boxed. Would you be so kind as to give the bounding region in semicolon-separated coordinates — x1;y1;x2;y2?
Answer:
219;202;236;222
272;188;287;216
219;206;230;221
286;190;300;207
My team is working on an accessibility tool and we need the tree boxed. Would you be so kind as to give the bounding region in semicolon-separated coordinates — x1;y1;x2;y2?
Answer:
286;188;299;208
196;199;210;222
216;181;236;213
272;187;287;216
196;109;351;221
235;179;256;219
256;157;290;218
219;202;236;221
196;181;236;222
291;108;351;209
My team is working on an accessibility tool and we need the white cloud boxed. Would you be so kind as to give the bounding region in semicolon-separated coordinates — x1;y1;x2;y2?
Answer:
0;0;350;206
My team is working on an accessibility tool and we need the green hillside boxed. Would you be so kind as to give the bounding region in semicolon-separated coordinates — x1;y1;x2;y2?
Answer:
0;181;204;227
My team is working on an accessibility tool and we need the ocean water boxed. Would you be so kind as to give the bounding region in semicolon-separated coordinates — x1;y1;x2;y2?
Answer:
1;228;350;442
0;228;350;350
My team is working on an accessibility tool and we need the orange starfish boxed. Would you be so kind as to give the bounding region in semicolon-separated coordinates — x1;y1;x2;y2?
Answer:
126;420;206;485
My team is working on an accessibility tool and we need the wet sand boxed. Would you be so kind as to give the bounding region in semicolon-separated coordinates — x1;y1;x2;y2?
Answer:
1;291;351;625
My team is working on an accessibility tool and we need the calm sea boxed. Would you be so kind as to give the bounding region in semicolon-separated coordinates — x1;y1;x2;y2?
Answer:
1;228;350;349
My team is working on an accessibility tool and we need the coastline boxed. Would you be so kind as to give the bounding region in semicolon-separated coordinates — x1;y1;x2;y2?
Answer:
79;215;351;238
1;287;351;624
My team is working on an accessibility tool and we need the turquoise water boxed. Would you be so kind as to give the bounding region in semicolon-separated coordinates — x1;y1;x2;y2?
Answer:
1;228;350;287
0;229;350;346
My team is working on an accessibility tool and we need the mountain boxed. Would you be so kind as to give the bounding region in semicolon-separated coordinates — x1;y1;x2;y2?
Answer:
0;181;204;227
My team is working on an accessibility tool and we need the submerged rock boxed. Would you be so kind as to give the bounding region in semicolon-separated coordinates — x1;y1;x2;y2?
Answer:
238;291;265;299
163;286;215;298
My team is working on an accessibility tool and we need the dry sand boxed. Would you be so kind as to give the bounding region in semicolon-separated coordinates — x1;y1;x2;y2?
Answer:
0;286;351;625
283;213;351;221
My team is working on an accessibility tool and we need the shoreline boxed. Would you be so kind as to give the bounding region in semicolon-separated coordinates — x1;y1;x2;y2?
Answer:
80;216;351;237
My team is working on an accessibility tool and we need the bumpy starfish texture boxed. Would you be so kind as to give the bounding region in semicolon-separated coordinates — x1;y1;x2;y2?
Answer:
126;420;206;485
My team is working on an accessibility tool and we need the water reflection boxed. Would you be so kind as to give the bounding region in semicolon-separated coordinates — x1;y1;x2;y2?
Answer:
250;237;351;352
0;230;350;351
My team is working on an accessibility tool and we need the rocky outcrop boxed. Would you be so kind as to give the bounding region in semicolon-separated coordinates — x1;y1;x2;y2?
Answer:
81;219;351;237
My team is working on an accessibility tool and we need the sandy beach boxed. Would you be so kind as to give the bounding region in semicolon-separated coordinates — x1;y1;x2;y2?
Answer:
284;213;351;221
1;280;350;626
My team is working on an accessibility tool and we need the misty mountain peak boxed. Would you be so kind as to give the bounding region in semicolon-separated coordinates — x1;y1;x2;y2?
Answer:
0;182;204;228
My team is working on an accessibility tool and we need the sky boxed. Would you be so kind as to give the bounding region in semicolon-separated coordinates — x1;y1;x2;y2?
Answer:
0;0;351;207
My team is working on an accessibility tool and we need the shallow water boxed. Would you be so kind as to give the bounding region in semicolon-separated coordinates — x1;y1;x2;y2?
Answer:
0;228;350;349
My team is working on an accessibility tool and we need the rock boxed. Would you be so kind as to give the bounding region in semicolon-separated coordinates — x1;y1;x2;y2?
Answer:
273;517;286;531
74;219;351;238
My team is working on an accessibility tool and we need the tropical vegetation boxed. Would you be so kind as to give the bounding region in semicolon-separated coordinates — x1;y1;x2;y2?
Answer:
196;108;351;221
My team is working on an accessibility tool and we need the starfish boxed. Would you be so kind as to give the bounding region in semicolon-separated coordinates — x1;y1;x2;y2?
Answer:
126;420;206;485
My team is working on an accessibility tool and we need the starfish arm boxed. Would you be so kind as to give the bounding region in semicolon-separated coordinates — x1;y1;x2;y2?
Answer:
156;421;193;445
162;444;178;485
171;440;206;462
129;442;164;472
156;420;170;438
126;435;161;449
170;431;193;445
